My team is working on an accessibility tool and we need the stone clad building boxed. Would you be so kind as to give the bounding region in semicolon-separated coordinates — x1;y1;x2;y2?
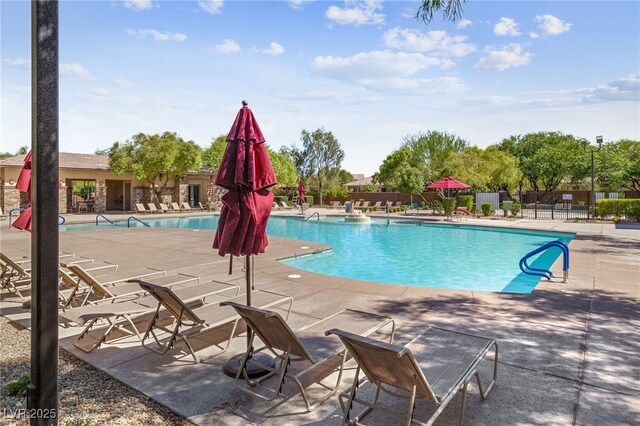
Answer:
0;152;218;214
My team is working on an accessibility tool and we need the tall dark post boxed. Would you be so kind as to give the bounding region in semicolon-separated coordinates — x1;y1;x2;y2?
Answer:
29;1;59;425
581;136;603;219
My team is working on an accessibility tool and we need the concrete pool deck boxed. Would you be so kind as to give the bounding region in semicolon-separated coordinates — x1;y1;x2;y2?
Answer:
1;209;638;425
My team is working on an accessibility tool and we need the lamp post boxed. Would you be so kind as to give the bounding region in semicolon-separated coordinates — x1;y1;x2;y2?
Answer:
581;135;603;218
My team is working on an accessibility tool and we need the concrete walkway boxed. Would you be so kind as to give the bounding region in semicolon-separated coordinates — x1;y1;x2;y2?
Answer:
1;210;638;425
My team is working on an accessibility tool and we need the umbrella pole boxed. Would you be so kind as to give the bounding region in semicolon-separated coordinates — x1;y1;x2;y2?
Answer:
228;254;233;275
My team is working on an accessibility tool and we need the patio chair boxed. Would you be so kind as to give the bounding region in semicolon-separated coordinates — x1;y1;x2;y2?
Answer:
327;326;498;426
61;280;240;353
158;203;170;213
393;201;403;207
0;252;32;300
0;207;6;220
181;202;193;212
61;263;170;308
198;202;206;211
330;201;341;209
352;201;362;209
280;201;293;209
146;203;158;213
134;280;294;363
135;203;149;214
372;201;383;211
222;302;395;411
361;201;371;209
170;202;183;212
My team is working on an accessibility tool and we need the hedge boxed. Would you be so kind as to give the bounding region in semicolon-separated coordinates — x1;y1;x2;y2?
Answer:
597;199;640;221
457;195;474;211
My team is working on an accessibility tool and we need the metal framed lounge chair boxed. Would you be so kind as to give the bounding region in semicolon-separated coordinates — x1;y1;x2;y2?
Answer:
372;201;383;211
280;201;293;209
197;202;206;211
361;201;371;209
330;201;341;209
61;280;240;353
135;203;149;214
158;203;170;213
146;203;158;213
222;302;395;411
134;280;294;363
0;253;32;299
61;263;168;308
327;327;499;426
181;202;193;212
393;201;403;207
170;202;183;212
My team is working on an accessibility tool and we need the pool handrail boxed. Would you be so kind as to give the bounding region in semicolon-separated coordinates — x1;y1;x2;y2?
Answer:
519;240;569;282
404;203;420;216
305;212;320;221
59;216;66;225
127;216;150;228
8;207;25;226
95;213;115;226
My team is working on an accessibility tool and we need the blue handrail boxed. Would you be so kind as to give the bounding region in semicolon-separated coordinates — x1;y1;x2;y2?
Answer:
519;240;569;282
127;216;150;228
59;216;66;225
95;213;115;226
8;208;25;226
404;203;420;216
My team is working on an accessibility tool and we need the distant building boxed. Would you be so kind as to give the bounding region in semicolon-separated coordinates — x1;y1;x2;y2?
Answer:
344;176;383;192
0;152;217;213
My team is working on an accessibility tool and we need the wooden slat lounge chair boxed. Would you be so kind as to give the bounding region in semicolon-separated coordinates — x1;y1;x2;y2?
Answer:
158;203;170;213
222;302;395;411
62;263;168;308
135;280;294;363
146;203;158;213
61;280;240;353
327;327;499;426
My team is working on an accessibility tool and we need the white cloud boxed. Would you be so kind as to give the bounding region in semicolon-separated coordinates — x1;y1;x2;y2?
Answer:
326;1;384;26
215;39;240;53
456;19;473;29
127;29;187;42
475;43;533;71
123;0;152;11
312;50;453;81
383;28;475;57
114;78;134;88
535;14;572;36
529;32;539;39
92;87;110;97
288;0;313;9
60;63;96;81
578;74;640;103
4;57;30;68
359;76;468;94
263;42;285;56
494;17;521;36
198;0;223;15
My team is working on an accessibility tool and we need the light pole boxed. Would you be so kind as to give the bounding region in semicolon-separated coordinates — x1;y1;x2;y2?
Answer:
581;135;603;218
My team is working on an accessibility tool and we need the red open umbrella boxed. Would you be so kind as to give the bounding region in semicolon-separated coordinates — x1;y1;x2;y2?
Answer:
427;176;470;197
12;151;33;231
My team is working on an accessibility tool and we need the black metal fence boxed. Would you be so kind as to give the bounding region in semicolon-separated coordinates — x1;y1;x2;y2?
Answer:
520;203;589;220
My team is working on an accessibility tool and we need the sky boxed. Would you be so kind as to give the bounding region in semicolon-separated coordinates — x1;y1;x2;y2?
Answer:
1;0;639;176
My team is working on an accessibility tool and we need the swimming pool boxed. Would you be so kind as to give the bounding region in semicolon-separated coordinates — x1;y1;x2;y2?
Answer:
65;215;573;293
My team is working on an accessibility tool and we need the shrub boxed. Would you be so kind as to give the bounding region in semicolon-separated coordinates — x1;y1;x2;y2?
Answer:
442;198;456;216
303;195;313;205
511;201;521;216
275;196;288;204
501;201;513;212
481;203;493;216
457;195;474;211
428;200;443;215
597;199;640;220
6;373;30;397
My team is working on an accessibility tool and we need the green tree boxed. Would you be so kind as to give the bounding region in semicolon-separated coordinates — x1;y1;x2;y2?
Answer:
94;148;110;155
108;131;202;202
267;147;298;188
373;148;427;201
402;131;468;182
299;128;345;205
279;144;306;178
597;139;640;191
441;146;520;193
0;146;29;159
202;135;226;170
497;132;588;195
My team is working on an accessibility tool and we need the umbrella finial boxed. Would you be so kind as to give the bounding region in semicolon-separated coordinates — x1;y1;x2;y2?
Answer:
242;100;248;107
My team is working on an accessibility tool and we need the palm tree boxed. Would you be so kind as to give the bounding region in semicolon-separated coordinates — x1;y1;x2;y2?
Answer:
417;0;466;24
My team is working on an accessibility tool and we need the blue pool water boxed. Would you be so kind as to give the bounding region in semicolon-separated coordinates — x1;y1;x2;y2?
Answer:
65;216;573;293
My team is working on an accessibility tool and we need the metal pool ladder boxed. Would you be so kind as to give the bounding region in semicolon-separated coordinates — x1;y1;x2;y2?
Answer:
305;212;320;221
519;240;569;282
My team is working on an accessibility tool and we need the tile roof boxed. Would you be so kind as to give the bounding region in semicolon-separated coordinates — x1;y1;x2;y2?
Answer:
0;152;110;170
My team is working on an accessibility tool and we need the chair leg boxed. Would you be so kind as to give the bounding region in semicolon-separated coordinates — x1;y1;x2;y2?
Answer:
406;384;417;426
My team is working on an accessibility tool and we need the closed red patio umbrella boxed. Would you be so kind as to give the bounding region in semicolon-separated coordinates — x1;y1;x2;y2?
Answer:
213;101;277;378
12;151;33;232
